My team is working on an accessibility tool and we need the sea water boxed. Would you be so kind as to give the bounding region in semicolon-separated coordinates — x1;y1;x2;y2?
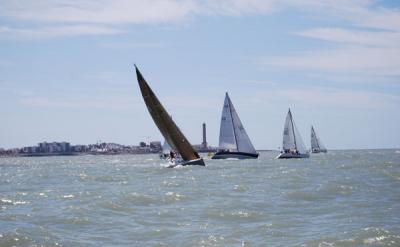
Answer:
1;150;399;246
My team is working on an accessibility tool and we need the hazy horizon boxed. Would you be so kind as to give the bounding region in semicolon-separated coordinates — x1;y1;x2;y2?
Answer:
1;0;399;150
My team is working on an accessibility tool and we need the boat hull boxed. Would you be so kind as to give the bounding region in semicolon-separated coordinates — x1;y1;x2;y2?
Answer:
211;151;259;159
167;158;205;168
276;152;310;159
312;150;327;153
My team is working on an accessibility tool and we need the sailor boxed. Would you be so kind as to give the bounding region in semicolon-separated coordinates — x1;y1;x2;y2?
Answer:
169;150;175;159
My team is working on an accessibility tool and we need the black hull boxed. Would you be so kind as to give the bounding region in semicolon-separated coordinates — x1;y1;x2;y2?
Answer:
211;151;259;159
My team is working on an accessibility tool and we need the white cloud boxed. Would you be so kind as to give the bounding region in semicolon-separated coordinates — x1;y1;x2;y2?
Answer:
0;0;198;24
252;87;400;109
296;28;400;48
197;0;276;16
261;47;400;76
259;3;400;83
0;0;390;26
0;0;399;38
18;96;139;110
0;25;123;39
97;41;165;49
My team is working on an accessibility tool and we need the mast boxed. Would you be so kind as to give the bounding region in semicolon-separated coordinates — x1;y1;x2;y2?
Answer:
227;93;239;150
289;109;297;150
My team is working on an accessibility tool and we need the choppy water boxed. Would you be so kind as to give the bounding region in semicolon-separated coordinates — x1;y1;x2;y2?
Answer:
1;150;400;246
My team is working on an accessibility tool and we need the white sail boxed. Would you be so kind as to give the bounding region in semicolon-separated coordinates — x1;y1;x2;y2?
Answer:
282;109;307;153
311;126;319;151
311;126;327;152
162;140;171;154
293;120;307;153
218;93;238;150
218;93;256;154
229;96;257;154
282;110;296;150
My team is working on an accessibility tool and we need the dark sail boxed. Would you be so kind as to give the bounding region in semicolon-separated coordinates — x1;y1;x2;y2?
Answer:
135;65;200;162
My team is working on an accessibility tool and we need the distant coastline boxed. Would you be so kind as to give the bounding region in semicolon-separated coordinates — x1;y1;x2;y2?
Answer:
0;141;217;158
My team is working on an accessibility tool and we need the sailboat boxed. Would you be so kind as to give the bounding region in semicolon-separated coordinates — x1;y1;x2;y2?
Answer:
311;126;327;153
212;92;258;159
276;108;310;159
135;65;205;167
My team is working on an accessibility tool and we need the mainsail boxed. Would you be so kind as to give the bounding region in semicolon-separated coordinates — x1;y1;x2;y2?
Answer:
135;65;200;162
218;93;257;154
311;126;326;152
282;109;307;153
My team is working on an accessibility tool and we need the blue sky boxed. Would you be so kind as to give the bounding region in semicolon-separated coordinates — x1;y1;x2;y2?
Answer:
1;0;399;149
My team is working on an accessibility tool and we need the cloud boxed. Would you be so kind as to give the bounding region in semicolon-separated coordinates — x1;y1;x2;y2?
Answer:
197;0;276;16
97;41;165;49
296;28;400;48
0;0;198;24
252;87;400;109
261;47;400;76
257;2;400;83
0;25;123;39
18;96;139;110
0;0;399;38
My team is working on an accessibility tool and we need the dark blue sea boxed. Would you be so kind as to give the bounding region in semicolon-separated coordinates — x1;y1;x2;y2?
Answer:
1;150;399;246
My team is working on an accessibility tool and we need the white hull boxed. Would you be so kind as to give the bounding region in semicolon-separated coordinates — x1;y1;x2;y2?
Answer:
167;158;205;168
276;152;310;159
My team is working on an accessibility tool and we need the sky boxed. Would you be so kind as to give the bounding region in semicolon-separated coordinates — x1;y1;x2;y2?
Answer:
1;0;400;150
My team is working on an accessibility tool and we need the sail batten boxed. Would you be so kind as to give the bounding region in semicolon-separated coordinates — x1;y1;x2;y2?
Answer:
135;65;200;161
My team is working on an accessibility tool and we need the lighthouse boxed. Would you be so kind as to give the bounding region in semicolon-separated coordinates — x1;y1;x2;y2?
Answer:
201;122;208;148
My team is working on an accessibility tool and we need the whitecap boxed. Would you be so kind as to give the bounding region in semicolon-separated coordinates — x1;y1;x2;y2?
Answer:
39;192;47;197
165;191;184;201
0;198;28;205
13;201;28;205
0;198;13;205
364;236;388;244
62;194;75;199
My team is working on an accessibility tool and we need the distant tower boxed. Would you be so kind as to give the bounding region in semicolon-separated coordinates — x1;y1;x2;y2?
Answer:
202;122;208;148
